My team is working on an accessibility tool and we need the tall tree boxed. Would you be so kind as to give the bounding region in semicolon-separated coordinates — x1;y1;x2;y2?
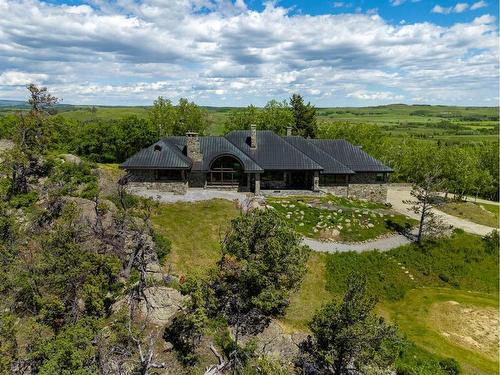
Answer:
296;273;401;375
174;98;208;135
290;94;317;138
404;173;449;243
5;84;59;195
148;96;177;137
206;210;310;372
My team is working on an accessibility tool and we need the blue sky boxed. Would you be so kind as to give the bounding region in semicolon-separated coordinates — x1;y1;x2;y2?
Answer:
0;0;498;106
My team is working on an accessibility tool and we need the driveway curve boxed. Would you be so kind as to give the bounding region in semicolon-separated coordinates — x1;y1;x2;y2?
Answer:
387;185;496;236
302;233;413;253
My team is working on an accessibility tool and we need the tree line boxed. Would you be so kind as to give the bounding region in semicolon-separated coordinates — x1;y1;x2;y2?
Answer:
0;86;497;201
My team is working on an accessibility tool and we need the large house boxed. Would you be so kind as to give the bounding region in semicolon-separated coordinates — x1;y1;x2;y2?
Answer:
120;125;393;202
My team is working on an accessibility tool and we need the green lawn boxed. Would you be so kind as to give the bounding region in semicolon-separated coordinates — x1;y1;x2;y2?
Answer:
152;199;240;276
439;201;499;228
266;195;416;242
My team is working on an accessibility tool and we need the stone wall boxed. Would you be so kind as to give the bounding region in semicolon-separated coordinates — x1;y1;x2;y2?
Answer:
126;169;188;194
127;181;188;194
348;183;387;203
321;183;387;203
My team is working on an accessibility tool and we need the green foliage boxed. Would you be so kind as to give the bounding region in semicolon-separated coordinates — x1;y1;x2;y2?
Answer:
9;191;38;208
164;309;207;365
296;273;402;374
395;342;455;375
36;318;101;375
438;358;461;375
224;100;294;135
482;230;499;255
152;232;171;264
148;96;209;136
290;94;317;138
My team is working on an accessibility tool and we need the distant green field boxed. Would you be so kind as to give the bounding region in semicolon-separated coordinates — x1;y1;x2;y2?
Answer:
1;103;498;144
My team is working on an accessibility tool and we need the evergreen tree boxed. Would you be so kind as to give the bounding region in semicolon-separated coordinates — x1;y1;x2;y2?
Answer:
296;273;401;375
290;93;317;138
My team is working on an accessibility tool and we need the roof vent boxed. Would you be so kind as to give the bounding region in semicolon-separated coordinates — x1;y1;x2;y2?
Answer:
154;144;162;152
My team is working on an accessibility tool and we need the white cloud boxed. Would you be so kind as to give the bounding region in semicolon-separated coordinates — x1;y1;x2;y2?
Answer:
0;71;48;86
347;90;404;100
471;1;488;10
0;0;497;106
432;2;471;14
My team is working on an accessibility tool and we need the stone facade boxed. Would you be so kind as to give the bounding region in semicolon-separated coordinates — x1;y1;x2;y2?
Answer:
127;181;188;194
186;132;203;161
321;183;387;203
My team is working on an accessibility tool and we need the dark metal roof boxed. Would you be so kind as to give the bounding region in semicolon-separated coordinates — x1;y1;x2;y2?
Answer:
226;130;322;171
121;131;392;175
310;139;393;173
284;136;355;174
120;139;191;170
165;136;264;173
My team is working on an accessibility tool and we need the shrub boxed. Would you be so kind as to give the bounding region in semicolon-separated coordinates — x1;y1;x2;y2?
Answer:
9;192;38;208
153;233;171;264
439;358;461;374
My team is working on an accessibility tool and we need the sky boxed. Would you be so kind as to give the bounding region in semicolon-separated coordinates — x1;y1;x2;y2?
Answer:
0;0;498;106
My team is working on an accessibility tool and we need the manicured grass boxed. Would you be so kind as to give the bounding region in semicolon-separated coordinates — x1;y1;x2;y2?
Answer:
266;195;416;242
439;201;499;228
382;288;499;375
152;199;240;277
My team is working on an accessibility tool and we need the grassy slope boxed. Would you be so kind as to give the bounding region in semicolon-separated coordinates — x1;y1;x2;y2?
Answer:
282;231;499;374
439;201;499;228
381;288;498;375
151;199;240;277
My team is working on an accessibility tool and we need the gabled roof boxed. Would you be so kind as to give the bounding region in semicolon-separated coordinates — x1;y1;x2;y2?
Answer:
120;139;191;170
166;136;263;173
226;130;322;171
284;136;355;175
310;139;393;173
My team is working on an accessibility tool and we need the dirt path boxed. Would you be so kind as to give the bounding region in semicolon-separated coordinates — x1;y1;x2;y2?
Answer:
387;185;496;236
302;232;413;253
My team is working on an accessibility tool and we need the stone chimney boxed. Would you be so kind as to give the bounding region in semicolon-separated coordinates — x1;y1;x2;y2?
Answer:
286;126;292;136
250;124;257;149
186;132;203;162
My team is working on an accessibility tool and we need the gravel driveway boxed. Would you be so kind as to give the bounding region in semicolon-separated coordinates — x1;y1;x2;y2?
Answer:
387;185;496;236
302;233;413;253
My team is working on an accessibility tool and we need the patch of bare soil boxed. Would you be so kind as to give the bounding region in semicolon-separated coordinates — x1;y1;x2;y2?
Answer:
431;300;499;360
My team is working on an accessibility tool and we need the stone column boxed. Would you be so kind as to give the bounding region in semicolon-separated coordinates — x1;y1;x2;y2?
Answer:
313;171;320;192
250;124;257;149
254;173;261;195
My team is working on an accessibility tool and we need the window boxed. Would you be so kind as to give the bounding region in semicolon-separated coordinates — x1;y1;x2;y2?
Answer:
261;171;285;182
208;155;243;186
156;169;183;181
319;174;347;185
376;173;385;182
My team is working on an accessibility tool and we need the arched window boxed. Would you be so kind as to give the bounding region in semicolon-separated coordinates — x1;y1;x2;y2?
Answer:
208;155;243;186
